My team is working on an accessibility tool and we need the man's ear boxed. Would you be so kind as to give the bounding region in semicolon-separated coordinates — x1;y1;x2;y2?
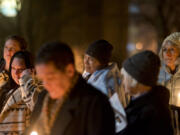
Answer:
65;64;75;77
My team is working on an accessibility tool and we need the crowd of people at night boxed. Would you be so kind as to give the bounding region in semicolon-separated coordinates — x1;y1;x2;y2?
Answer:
0;32;180;135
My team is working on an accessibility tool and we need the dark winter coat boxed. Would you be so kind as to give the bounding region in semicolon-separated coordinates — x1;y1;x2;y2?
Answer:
117;85;173;135
26;76;115;135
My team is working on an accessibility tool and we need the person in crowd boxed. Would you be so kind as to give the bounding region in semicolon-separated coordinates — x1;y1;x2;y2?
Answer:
0;35;27;88
28;41;115;135
83;39;127;132
158;32;180;134
118;50;173;135
0;51;42;134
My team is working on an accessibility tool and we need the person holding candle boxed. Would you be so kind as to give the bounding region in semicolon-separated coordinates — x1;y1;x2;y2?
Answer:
158;32;180;134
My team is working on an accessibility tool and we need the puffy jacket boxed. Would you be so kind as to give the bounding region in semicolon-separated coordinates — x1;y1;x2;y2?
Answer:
158;65;180;107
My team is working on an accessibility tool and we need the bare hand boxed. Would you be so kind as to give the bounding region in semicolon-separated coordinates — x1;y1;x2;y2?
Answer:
20;69;34;78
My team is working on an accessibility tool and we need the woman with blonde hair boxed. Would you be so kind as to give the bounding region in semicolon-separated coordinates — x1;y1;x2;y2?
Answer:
158;32;180;134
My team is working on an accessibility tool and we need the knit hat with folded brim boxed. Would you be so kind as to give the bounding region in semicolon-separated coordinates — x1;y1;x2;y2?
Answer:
123;50;160;86
162;32;180;47
86;40;113;65
159;32;180;61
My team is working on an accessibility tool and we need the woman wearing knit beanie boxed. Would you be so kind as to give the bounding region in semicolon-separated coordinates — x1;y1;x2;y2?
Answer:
158;32;180;134
82;39;127;133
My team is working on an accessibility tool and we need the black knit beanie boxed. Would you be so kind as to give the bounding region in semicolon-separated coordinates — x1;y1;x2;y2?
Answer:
86;40;113;65
123;50;160;86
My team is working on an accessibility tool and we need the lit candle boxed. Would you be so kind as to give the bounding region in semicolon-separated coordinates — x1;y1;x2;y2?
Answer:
177;93;180;106
30;131;38;135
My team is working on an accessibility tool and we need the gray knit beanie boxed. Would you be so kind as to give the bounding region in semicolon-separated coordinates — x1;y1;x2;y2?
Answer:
123;50;160;86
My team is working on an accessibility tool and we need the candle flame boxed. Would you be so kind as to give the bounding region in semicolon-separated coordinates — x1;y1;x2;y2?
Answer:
178;93;180;98
30;131;38;135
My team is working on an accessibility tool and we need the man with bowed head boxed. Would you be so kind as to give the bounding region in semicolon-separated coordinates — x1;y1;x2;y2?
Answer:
29;41;115;135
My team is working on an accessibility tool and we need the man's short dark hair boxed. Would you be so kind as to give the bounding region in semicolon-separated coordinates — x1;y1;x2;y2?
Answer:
35;42;75;71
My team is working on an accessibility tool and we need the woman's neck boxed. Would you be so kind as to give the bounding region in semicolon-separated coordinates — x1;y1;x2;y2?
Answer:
169;65;176;71
167;64;177;74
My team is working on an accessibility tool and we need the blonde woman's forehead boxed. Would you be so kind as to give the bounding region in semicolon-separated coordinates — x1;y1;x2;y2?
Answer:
163;40;179;48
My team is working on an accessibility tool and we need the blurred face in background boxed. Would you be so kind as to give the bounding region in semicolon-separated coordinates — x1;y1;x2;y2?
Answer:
11;57;26;85
84;54;101;74
162;41;179;70
3;39;21;66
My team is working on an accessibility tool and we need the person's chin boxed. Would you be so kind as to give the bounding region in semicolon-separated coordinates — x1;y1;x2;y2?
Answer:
166;62;174;66
5;55;11;59
49;92;59;99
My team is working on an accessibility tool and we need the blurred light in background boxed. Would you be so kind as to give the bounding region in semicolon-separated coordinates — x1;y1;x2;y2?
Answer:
128;4;140;14
127;43;136;52
135;42;143;50
0;0;21;17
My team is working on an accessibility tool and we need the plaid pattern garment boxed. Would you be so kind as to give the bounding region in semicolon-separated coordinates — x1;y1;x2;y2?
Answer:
0;74;43;135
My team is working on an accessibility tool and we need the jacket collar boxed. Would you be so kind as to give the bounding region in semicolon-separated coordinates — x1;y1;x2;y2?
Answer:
162;63;180;75
51;75;84;135
126;85;170;113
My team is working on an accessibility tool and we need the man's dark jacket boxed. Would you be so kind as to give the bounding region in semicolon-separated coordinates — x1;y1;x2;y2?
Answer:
118;85;173;135
26;76;115;135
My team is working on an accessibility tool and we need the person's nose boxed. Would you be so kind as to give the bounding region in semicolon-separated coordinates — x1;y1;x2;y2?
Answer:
165;49;172;57
84;57;89;65
15;69;20;76
43;81;51;90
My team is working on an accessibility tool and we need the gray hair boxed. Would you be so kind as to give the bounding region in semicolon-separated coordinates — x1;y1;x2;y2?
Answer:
121;68;138;88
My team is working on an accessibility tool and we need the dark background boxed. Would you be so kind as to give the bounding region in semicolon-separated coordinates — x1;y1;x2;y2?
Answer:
0;0;179;72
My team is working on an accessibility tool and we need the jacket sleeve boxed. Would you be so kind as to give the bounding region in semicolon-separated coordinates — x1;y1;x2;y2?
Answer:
19;74;44;111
